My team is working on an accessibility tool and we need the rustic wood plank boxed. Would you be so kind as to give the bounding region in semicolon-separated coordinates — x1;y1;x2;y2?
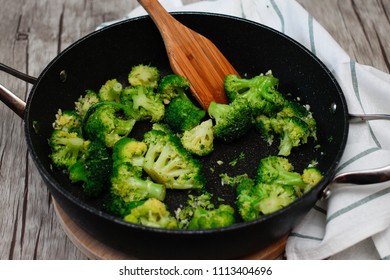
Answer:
1;0;389;260
297;0;390;74
0;0;136;260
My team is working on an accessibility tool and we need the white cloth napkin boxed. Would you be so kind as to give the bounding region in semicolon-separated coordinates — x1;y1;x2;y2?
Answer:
99;0;390;260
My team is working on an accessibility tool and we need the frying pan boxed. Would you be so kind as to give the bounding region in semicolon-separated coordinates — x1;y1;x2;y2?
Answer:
0;12;361;259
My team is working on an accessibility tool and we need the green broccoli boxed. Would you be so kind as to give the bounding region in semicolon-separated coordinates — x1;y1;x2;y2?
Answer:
158;74;190;103
151;122;174;134
175;192;215;229
52;109;82;133
164;93;206;133
237;179;298;220
277;99;310;119
224;73;276;101
301;167;323;193
103;193;145;218
49;130;90;170
276;99;317;139
128;64;160;89
74;90;100;119
110;161;166;202
180;119;214;156
235;177;259;221
254;183;297;215
187;204;235;229
236;156;315;221
68;140;113;197
224;74;318;155
256;115;312;156
175;192;235;229
112;137;147;169
123;198;178;229
224;73;284;115
143;129;205;190
254;114;274;145
207;98;253;142
83;101;136;148
120;86;165;122
256;155;304;186
273;116;311;156
98;79;123;102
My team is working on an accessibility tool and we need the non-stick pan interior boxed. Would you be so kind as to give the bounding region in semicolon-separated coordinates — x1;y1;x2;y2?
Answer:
24;13;348;258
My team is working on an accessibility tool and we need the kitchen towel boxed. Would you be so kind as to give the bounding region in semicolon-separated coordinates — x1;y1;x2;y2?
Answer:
99;0;390;260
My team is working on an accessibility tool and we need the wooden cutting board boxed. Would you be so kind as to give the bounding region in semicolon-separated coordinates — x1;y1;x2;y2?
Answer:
53;199;287;260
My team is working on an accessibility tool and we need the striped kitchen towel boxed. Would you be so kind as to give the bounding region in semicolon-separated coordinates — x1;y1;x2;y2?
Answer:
100;0;390;260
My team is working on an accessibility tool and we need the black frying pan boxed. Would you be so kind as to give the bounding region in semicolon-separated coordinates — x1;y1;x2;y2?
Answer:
1;13;349;259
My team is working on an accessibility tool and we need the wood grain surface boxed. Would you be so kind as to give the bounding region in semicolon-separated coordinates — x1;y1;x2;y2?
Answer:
0;0;389;260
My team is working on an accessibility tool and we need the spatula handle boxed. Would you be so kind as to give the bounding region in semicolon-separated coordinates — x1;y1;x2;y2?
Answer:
137;0;232;109
137;0;180;38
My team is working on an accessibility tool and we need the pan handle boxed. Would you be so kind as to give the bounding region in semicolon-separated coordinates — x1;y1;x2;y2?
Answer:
349;113;390;122
322;165;390;199
0;83;26;119
0;63;37;119
0;63;37;84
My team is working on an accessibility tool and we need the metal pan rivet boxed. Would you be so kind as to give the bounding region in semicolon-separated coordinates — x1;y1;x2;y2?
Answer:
330;102;337;113
59;70;67;83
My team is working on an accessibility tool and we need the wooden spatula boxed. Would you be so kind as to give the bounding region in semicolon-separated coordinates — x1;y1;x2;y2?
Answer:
137;0;238;110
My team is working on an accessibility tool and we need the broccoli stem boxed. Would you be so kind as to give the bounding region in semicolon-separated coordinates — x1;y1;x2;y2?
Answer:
126;177;166;201
274;170;304;186
278;133;294;157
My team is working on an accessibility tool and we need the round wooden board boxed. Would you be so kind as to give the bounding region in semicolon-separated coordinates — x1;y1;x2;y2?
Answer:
53;199;287;260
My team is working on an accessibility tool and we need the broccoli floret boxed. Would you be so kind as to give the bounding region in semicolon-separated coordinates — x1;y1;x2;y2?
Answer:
103;193;145;218
301;167;323;193
187;204;235;230
237;180;297;221
123;198;178;229
277;99;309;119
256;115;311;156
207;98;253;142
255;101;317;156
75;90;100;119
224;73;284;115
254;183;297;215
83;101;136;148
151;122;173;134
276;99;317;139
180;119;214;156
128;64;160;89
52;109;82;133
110;161;166;202
274;117;310;157
164;94;206;133
143;129;205;190
68;140;113;197
235;177;259;221
254;114;274;145
120;86;165;122
236;157;302;221
256;156;304;187
49;130;90;170
112;137;147;169
158;74;190;103
98;79;123;102
174;192;235;229
175;192;214;229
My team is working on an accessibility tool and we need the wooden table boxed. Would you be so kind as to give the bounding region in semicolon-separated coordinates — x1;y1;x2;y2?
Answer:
1;0;389;260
